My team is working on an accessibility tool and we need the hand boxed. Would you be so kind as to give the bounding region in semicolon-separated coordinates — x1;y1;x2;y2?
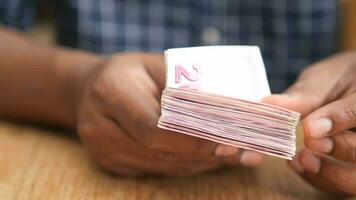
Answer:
263;52;356;195
75;53;263;176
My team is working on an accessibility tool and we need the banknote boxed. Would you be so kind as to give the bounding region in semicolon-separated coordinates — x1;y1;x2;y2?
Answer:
158;46;300;159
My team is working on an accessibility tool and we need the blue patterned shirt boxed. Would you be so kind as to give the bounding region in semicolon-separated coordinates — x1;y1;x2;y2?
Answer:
0;0;340;92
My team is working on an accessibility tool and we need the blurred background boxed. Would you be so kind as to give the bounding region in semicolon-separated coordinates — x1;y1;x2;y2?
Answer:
29;0;356;50
21;0;356;94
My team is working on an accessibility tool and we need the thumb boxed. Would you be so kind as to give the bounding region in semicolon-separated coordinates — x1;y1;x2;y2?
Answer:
303;93;356;138
262;82;329;116
262;67;345;116
262;54;354;116
261;93;312;116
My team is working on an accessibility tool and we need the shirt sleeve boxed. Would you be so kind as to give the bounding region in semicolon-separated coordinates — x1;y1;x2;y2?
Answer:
0;0;39;30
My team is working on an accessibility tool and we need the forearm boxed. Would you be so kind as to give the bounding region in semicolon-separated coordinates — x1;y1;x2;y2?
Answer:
0;27;103;129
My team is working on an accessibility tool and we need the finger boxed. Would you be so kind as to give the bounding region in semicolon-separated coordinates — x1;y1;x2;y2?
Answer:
109;85;221;157
77;102;146;175
306;130;356;163
96;158;143;177
150;128;221;157
239;150;264;167
111;145;223;177
215;144;239;156
303;93;356;138
289;149;356;195
261;94;306;114
217;147;264;167
78;104;224;176
261;81;338;118
262;55;352;116
99;60;223;158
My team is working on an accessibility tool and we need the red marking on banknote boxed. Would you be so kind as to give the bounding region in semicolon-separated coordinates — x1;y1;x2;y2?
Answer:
175;64;201;83
178;83;201;90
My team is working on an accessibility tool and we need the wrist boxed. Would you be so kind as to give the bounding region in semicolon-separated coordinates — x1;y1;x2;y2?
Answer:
53;48;105;128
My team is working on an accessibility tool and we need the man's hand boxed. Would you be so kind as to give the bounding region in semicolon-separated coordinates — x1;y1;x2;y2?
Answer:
75;53;263;176
263;52;356;195
0;28;263;176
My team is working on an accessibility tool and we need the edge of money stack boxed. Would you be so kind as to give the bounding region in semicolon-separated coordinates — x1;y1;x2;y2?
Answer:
158;88;300;160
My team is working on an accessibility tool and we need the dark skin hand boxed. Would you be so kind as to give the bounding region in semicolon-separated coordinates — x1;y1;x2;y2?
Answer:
76;53;264;176
263;52;356;195
0;27;263;176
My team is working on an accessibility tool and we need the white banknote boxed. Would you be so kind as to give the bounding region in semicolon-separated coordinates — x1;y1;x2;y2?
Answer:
165;46;271;101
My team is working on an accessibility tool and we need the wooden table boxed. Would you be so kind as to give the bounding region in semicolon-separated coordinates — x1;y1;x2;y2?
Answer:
1;121;353;200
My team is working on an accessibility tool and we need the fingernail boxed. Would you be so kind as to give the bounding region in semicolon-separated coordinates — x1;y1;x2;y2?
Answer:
300;151;321;174
215;145;239;156
288;155;304;173
307;138;333;153
240;151;264;166
308;118;332;138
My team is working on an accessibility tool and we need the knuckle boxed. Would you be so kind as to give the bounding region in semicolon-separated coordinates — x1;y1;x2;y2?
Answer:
95;156;123;174
156;151;177;162
77;123;96;139
140;115;157;132
91;78;110;102
95;156;143;177
338;135;356;162
133;116;158;148
96;157;115;170
340;102;356;124
223;157;240;165
330;169;353;193
348;150;356;163
141;133;154;148
336;174;348;189
195;140;216;156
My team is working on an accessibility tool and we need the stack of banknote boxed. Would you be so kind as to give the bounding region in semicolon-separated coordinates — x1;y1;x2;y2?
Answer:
158;46;300;159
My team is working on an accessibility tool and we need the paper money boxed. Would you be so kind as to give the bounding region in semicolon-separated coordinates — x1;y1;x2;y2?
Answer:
158;46;300;159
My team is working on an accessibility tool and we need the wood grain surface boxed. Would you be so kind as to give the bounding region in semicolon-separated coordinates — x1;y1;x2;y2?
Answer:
341;0;356;50
0;121;354;200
